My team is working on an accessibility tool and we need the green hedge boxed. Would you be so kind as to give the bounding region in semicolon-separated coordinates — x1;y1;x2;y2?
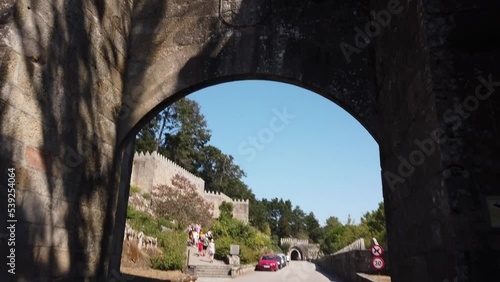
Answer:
211;217;274;264
126;206;185;270
150;231;186;270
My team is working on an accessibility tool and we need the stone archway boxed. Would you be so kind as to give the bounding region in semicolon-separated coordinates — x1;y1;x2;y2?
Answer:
1;0;498;282
290;249;302;261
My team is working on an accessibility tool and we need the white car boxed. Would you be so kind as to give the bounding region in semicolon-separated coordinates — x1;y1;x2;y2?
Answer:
276;253;286;268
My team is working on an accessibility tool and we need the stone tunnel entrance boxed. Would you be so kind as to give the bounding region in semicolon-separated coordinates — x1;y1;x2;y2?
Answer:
1;0;498;282
290;250;301;261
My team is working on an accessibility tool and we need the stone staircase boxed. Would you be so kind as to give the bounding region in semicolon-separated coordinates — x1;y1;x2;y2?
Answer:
189;264;233;278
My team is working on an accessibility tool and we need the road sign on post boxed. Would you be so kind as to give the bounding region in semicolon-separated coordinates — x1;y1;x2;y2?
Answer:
371;244;384;256
230;244;240;255
372;256;385;270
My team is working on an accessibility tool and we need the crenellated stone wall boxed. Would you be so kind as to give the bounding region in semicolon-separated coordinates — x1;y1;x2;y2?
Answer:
203;191;249;223
232;198;250;224
130;151;205;194
280;238;309;246
130;151;249;223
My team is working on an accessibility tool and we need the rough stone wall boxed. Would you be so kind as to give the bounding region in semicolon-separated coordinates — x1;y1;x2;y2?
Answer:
130;151;205;194
232;198;249;224
307;244;321;259
420;1;500;281
314;250;390;282
372;0;455;279
372;0;500;281
281;238;320;259
203;191;249;223
0;0;133;280
202;190;233;218
118;0;380;143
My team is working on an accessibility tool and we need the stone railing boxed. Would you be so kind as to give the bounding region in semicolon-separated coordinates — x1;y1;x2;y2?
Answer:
313;250;390;282
230;264;258;278
124;223;158;250
334;238;366;254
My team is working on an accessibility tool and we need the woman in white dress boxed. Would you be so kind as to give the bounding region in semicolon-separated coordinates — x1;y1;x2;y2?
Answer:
208;239;215;263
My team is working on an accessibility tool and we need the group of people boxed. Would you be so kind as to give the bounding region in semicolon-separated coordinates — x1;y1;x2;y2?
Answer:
187;224;216;263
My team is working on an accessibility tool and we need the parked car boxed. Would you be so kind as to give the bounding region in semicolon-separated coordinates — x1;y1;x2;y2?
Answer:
258;254;278;271
276;253;287;267
274;254;285;269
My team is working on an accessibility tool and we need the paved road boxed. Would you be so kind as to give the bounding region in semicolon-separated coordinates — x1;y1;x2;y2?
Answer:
197;261;346;282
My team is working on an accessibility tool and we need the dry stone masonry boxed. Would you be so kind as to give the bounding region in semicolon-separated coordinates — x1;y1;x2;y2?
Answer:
0;0;498;281
124;223;158;250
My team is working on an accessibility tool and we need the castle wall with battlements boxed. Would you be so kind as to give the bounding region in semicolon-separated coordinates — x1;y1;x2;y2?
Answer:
130;151;205;194
281;238;309;246
130;151;249;222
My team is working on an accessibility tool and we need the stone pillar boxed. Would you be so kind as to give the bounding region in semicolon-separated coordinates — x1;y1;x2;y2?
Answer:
373;0;500;281
0;0;133;280
107;138;135;280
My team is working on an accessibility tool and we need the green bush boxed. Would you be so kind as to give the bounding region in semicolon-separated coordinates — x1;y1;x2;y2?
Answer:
213;236;234;261
126;206;187;270
280;242;291;254
150;230;186;270
151;252;184;271
127;205;275;268
239;244;259;264
142;192;151;200
126;206;162;236
130;185;141;194
157;217;176;230
210;216;276;264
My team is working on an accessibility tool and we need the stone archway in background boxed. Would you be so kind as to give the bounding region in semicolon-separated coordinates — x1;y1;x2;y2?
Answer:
290;248;303;261
1;0;498;281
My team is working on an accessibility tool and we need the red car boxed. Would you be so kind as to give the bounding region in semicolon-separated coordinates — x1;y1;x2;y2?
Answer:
258;254;278;271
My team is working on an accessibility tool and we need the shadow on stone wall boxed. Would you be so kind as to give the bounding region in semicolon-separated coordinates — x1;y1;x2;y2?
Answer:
0;0;167;280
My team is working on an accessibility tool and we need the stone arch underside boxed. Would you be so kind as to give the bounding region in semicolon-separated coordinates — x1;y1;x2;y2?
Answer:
1;0;498;282
118;0;380;145
119;2;500;281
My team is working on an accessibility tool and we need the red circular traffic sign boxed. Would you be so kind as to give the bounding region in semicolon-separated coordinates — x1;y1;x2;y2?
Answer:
371;244;384;256
372;257;385;270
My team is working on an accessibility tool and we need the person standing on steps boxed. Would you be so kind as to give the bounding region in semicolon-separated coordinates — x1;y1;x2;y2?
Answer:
202;235;209;256
208;239;215;263
198;235;204;256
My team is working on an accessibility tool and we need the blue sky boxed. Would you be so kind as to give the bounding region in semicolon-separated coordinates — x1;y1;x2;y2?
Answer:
188;80;383;226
